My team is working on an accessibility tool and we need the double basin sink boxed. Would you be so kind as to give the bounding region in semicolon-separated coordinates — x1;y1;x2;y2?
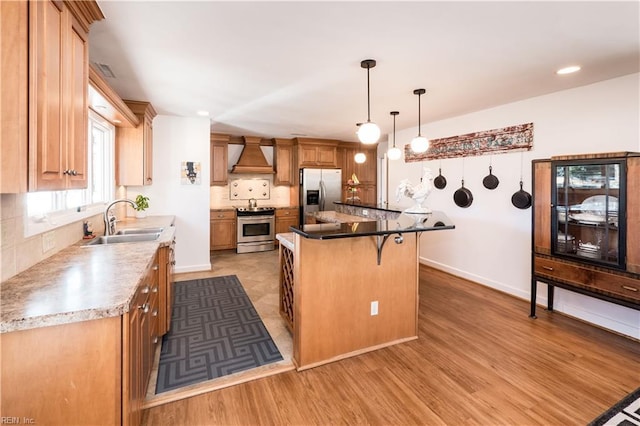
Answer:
85;227;164;246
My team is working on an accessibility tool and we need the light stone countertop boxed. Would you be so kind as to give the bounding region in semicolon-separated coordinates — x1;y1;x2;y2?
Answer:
276;232;294;251
308;211;375;224
0;215;176;334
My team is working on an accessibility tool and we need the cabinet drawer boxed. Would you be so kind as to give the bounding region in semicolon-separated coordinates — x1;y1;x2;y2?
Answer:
276;208;298;218
535;256;640;302
210;210;236;220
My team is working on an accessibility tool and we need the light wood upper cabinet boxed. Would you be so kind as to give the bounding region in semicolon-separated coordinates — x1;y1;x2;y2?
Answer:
210;133;229;186
117;101;157;186
0;0;102;193
296;138;339;168
28;0;97;191
273;138;295;186
0;1;28;193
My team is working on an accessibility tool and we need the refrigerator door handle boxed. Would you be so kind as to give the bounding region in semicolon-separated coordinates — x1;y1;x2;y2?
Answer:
319;180;326;211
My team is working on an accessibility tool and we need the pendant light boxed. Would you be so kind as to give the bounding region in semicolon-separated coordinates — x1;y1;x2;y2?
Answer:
410;89;430;153
387;111;401;160
356;59;380;144
354;139;366;164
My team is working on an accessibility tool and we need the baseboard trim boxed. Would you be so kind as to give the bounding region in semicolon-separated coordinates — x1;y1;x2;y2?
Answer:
174;263;211;274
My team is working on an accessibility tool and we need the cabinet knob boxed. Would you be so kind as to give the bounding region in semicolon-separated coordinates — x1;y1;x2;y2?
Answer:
141;285;150;294
153;265;159;271
146;177;152;182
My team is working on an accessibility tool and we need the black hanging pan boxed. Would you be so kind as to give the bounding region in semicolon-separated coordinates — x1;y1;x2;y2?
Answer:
482;165;499;190
454;179;473;208
511;180;532;209
434;167;447;189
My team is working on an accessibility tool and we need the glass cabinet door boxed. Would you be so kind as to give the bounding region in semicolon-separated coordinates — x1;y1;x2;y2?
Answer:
552;159;626;269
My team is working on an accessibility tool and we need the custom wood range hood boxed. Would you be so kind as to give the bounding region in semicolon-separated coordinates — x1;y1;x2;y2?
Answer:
231;136;275;174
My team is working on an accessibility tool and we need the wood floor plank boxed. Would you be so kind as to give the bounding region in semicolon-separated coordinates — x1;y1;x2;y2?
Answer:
143;257;640;425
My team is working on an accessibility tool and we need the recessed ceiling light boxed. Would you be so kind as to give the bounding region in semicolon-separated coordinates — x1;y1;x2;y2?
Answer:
557;65;581;75
196;110;209;117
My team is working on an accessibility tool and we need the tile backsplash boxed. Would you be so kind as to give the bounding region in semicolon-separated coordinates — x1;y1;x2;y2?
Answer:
210;175;291;209
229;178;270;201
0;194;102;282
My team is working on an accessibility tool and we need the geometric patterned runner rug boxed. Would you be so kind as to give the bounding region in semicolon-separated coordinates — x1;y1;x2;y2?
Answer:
588;387;640;426
156;275;283;394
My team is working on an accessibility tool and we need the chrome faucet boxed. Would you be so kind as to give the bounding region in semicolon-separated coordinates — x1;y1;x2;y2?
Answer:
103;199;137;235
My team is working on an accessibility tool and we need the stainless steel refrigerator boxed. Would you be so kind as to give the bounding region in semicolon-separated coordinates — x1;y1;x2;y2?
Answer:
299;168;342;224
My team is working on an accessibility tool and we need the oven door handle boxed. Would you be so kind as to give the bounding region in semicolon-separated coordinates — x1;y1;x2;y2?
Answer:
237;215;274;222
320;180;326;211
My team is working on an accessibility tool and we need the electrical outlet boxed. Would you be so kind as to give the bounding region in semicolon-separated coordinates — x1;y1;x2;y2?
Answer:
370;301;378;316
42;231;56;253
362;209;369;216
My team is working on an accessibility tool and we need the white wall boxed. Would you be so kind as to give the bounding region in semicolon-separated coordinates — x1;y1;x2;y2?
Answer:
388;74;640;338
128;115;211;273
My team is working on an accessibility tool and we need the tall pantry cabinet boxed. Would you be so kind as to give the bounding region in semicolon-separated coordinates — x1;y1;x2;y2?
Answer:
0;0;104;193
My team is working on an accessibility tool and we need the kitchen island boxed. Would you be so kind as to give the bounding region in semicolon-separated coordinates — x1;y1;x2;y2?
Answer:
277;209;454;370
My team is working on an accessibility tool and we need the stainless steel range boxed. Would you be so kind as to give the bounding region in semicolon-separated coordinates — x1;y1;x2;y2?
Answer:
236;207;276;253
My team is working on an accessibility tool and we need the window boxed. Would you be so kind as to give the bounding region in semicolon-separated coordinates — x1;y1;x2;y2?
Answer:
25;110;115;236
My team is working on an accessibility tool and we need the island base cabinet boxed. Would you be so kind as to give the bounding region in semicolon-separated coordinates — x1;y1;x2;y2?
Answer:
293;233;419;370
0;316;122;425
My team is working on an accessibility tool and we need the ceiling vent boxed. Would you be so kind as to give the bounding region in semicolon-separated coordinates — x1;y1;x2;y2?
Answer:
94;62;116;78
231;136;274;174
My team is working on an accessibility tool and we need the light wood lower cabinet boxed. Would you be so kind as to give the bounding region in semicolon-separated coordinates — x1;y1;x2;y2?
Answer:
158;240;176;335
275;207;299;235
1;250;168;426
1;316;122;425
210;210;237;251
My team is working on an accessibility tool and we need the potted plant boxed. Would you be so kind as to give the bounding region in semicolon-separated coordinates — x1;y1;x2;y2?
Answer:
134;194;150;218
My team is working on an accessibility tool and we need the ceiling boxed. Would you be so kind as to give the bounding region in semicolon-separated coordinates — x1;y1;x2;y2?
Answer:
89;1;639;143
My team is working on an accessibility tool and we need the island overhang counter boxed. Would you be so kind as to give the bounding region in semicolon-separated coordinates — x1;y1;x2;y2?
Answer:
278;210;454;371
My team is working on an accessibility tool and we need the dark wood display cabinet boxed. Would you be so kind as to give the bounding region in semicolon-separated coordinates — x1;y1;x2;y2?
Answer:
531;152;640;318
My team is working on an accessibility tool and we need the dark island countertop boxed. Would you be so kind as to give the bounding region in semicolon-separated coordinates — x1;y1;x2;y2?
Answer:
291;210;454;240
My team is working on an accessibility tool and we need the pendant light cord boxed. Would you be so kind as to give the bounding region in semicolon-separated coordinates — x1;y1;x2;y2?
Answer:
417;92;422;136
392;113;396;147
366;66;371;122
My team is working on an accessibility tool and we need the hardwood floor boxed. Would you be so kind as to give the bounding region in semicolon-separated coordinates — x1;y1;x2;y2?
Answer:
143;258;640;425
